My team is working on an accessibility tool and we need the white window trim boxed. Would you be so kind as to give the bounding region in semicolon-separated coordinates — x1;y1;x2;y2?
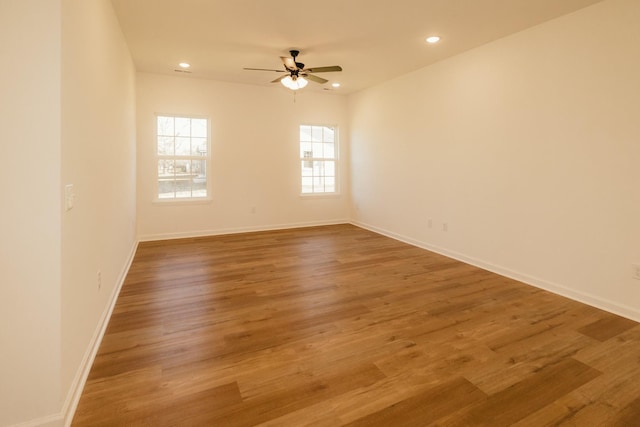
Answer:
154;113;212;203
299;123;340;196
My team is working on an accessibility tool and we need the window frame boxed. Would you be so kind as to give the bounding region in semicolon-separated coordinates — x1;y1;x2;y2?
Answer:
299;124;339;196
154;114;211;203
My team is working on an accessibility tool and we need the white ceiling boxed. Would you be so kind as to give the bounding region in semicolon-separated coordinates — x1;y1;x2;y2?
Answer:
110;0;603;95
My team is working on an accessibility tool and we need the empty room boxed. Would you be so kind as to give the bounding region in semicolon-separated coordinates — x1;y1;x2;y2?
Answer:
2;0;640;425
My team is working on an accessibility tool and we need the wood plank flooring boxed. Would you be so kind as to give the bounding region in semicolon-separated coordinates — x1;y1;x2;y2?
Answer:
72;224;640;426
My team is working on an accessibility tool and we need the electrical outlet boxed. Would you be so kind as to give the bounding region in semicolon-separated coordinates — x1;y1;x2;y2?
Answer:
65;184;74;211
633;264;640;281
428;218;432;228
443;223;448;232
97;270;102;290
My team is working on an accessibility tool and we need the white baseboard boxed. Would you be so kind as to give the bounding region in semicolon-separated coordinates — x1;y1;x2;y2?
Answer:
18;219;636;427
20;221;347;426
8;241;138;427
351;220;640;323
138;219;350;242
61;240;139;427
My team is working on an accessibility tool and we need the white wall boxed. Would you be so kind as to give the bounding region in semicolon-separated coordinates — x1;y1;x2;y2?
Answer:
0;1;62;425
0;0;136;426
136;74;350;240
61;0;137;424
349;0;640;320
1;0;638;424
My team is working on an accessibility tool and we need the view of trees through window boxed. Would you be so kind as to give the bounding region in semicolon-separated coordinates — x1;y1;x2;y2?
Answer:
157;116;208;199
300;125;337;194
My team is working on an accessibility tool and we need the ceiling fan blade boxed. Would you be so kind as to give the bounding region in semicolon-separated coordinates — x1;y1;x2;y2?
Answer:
281;56;297;71
303;74;328;84
244;67;285;72
271;75;287;83
303;65;342;73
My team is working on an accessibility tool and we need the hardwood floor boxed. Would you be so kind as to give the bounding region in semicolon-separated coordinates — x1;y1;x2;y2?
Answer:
72;224;640;426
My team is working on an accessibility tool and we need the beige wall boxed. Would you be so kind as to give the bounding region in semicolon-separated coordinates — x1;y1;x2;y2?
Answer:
349;0;640;320
136;73;350;240
0;1;62;425
61;0;137;423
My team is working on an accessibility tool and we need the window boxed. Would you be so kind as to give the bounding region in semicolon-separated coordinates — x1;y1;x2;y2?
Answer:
156;115;209;200
300;125;337;194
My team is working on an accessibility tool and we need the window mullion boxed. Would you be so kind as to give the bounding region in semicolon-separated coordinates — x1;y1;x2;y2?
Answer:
156;115;209;200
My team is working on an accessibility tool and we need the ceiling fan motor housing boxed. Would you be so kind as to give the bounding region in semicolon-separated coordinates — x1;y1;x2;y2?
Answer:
289;50;304;70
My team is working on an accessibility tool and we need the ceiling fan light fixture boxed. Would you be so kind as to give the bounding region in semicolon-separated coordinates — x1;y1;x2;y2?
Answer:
281;75;308;90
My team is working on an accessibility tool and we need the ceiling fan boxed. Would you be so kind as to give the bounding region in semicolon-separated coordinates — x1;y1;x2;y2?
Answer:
244;50;342;90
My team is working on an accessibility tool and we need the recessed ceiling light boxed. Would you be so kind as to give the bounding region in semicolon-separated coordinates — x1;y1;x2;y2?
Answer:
332;83;341;88
426;36;441;44
178;62;191;68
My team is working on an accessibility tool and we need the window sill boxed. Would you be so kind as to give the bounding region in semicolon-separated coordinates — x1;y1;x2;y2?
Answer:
152;197;212;206
299;193;342;199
